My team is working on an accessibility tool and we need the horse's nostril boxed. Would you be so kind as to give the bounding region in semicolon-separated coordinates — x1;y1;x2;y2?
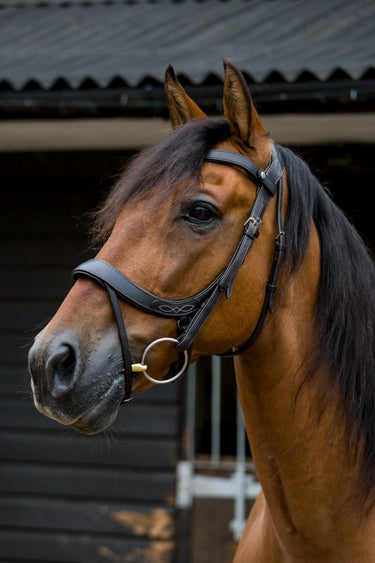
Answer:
47;343;78;398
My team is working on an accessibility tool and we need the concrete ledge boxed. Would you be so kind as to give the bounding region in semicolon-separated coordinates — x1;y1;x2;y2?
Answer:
0;114;374;152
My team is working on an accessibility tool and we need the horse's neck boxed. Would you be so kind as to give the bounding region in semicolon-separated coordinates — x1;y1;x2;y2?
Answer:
234;231;375;558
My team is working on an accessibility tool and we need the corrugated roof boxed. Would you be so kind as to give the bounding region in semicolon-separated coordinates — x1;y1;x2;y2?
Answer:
0;0;374;91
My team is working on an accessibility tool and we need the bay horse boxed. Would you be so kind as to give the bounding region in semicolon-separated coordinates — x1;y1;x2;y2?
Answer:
28;59;375;561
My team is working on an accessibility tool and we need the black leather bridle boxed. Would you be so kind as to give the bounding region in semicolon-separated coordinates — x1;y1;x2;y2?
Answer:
73;141;285;403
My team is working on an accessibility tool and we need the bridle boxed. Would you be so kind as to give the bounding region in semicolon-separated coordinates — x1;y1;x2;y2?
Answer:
73;140;285;403
73;142;285;402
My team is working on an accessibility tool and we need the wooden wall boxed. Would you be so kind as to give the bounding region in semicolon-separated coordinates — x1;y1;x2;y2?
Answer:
0;152;183;563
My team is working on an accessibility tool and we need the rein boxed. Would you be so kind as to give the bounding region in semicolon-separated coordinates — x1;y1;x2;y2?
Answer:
73;141;285;403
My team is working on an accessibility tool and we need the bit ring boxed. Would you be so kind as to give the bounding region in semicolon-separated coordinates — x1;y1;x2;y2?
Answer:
140;337;189;384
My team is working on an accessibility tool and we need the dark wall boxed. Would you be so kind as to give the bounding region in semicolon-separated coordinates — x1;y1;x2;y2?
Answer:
298;144;375;255
0;151;182;563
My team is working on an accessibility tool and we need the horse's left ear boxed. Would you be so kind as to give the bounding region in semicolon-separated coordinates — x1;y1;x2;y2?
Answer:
165;65;207;129
223;58;267;146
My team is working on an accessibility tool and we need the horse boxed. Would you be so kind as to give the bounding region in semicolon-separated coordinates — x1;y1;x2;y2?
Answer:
28;58;375;561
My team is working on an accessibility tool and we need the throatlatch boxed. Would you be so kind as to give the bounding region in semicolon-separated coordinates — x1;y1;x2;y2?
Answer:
72;141;285;403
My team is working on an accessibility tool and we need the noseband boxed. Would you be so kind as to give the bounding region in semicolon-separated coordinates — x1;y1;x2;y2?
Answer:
73;141;285;403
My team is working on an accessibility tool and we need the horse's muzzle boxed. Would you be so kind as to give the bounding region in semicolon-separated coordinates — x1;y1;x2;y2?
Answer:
28;328;125;433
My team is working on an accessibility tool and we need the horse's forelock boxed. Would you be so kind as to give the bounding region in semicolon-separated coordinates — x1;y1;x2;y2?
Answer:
90;119;231;245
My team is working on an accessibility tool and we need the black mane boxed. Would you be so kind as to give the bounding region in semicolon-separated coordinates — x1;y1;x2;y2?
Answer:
93;118;375;501
92;119;231;242
279;145;375;504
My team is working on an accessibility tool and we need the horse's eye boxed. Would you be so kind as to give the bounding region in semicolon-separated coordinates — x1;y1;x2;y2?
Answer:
183;202;217;225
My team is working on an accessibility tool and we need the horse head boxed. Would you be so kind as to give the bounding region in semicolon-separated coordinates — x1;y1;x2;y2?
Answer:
28;60;283;434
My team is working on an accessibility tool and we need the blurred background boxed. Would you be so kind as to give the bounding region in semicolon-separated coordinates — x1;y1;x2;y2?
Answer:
1;1;375;562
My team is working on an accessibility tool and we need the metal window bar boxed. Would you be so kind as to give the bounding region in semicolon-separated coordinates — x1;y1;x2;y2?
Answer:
211;355;221;465
176;358;261;542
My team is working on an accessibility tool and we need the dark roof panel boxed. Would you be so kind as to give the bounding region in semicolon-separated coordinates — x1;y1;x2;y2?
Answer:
0;0;374;91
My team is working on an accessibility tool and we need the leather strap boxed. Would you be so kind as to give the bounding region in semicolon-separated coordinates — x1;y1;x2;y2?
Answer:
176;176;279;352
73;259;223;319
220;170;285;357
206;140;284;196
106;284;133;402
176;142;285;352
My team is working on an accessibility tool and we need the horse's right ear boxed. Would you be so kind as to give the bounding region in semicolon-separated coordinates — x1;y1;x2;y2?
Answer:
165;65;207;129
223;58;267;147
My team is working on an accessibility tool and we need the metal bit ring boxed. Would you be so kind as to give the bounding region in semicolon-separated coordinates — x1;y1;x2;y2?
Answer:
140;337;189;384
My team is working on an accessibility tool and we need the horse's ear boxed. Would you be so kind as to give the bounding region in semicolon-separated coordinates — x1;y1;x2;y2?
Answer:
165;65;207;129
223;58;267;145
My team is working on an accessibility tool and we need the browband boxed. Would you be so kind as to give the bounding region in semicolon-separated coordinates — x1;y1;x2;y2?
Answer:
206;142;284;195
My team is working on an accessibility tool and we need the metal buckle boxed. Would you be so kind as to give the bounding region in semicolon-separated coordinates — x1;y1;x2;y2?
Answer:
244;216;263;229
